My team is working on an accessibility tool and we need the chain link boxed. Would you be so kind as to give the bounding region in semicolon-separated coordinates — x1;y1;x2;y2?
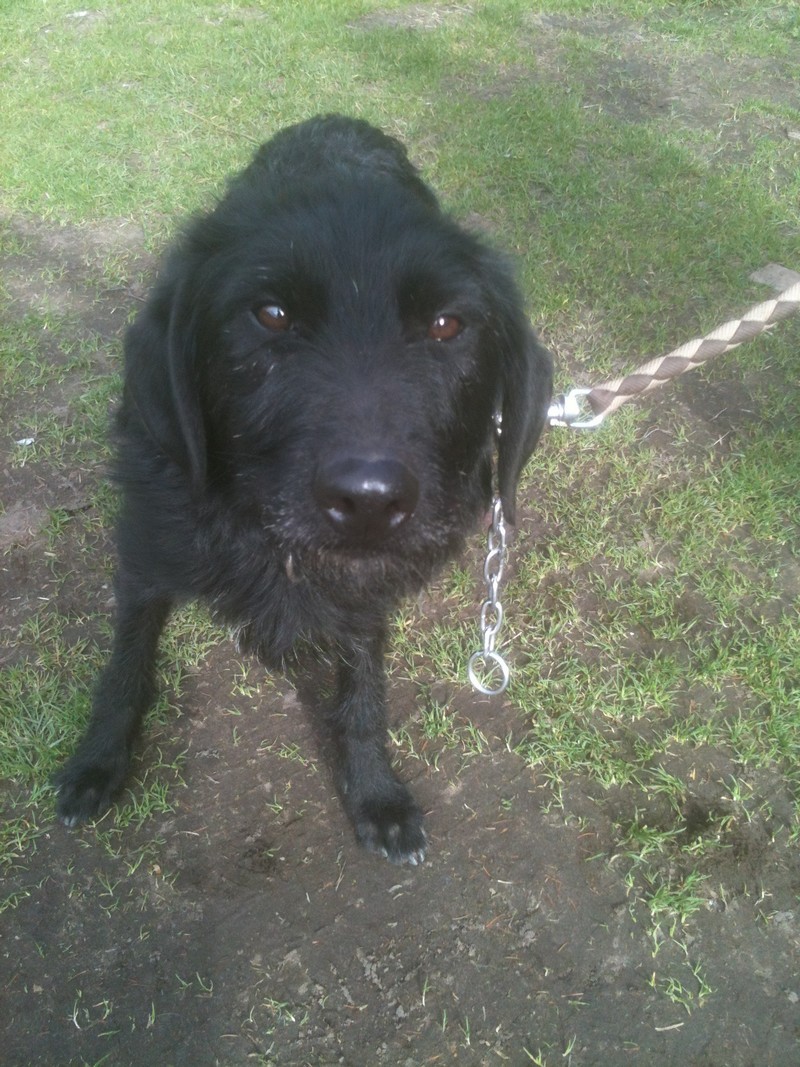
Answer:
468;496;511;695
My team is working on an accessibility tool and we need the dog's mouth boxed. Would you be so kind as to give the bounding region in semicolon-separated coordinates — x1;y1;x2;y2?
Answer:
298;540;430;577
283;524;462;595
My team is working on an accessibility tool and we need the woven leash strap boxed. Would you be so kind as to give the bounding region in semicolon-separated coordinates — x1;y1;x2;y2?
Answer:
584;281;800;420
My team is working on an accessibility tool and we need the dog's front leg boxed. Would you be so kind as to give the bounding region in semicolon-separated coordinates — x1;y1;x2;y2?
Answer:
330;633;426;865
55;581;172;826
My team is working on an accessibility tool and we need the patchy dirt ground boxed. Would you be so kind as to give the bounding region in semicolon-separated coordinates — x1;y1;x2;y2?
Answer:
2;9;800;1067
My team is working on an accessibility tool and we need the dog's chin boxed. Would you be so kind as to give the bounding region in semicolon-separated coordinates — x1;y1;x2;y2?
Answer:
292;531;462;596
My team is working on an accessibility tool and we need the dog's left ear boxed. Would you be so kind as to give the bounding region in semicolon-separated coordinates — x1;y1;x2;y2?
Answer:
495;320;553;526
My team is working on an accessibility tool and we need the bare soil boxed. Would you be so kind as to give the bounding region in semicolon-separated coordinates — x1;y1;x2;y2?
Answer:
2;11;799;1066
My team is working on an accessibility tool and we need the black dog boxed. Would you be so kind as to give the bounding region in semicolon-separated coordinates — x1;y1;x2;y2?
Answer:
55;115;553;864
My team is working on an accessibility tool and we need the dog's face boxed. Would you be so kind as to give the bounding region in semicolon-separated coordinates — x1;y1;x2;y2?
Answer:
123;122;552;590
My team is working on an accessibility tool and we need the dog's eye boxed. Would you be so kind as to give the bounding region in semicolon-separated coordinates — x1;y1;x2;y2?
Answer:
428;314;463;342
255;304;291;332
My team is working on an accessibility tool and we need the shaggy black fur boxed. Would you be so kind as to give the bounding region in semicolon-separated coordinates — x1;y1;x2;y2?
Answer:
55;115;553;864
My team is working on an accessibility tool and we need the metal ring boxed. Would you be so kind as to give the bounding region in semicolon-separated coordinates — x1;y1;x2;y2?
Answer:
468;649;511;696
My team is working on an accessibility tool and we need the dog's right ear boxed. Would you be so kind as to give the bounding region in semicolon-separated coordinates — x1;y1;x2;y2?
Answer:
121;280;207;490
495;322;553;527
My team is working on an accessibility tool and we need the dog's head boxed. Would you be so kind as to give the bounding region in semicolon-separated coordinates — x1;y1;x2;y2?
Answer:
122;116;552;574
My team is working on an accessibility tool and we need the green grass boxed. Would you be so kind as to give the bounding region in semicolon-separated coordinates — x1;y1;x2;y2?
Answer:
2;0;799;1023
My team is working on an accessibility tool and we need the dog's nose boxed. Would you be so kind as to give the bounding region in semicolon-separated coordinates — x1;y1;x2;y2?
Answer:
314;457;419;545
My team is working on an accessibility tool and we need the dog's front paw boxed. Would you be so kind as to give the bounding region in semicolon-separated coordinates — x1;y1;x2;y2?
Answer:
54;752;130;827
352;793;427;866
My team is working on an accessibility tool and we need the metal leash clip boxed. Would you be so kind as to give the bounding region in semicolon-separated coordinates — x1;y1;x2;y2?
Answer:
547;388;605;429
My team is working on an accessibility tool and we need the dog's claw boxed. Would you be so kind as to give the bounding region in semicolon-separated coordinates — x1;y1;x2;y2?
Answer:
353;797;427;866
53;755;128;827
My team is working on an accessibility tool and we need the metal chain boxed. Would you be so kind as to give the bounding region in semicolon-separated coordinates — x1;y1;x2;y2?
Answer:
468;495;511;696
